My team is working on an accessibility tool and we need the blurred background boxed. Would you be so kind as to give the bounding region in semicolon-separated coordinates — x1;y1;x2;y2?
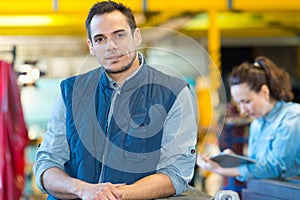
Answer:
1;0;300;199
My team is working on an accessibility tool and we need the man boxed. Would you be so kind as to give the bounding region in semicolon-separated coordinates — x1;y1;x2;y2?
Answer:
33;1;197;199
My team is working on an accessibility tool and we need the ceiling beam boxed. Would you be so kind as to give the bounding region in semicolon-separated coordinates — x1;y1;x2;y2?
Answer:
234;0;300;11
1;0;300;37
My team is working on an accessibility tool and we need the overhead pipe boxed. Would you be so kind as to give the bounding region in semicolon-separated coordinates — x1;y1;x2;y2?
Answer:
228;0;233;10
53;0;58;11
142;0;147;12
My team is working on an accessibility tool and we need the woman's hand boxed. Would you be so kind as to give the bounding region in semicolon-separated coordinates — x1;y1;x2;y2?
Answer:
222;148;235;155
196;153;241;177
196;154;221;173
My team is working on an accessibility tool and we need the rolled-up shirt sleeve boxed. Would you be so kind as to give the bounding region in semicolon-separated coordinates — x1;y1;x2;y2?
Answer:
157;86;197;195
237;104;300;181
33;93;69;194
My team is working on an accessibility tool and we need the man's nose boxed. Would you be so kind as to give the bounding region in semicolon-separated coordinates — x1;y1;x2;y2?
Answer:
105;37;118;50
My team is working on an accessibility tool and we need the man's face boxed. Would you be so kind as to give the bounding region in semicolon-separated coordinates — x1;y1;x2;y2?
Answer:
87;10;141;74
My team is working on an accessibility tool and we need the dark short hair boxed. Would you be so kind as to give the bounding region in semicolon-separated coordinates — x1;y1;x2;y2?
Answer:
85;1;137;41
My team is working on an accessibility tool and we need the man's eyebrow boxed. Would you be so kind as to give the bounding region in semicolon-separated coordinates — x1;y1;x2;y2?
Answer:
93;29;127;39
93;34;104;40
112;29;127;34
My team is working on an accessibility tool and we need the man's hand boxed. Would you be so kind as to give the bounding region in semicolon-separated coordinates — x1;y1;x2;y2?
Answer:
80;183;124;200
42;167;124;200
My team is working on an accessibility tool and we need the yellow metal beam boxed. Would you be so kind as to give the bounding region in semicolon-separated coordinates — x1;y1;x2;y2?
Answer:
146;0;228;12
208;10;221;91
1;0;300;15
234;0;300;11
184;11;300;38
1;0;300;37
0;0;53;14
0;0;229;14
0;13;86;36
0;0;105;14
0;26;86;36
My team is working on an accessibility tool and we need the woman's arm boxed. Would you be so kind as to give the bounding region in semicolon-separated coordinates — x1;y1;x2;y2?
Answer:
197;154;240;177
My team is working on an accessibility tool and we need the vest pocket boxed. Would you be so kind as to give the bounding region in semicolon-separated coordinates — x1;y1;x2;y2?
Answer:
124;115;148;162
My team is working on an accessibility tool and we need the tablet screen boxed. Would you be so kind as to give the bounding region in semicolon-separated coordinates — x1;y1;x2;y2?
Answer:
210;153;256;168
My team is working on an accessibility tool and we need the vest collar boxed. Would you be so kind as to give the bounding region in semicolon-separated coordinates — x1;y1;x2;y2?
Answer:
102;53;148;92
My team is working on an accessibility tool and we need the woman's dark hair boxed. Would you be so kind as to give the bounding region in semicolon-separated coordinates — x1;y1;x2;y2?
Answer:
85;1;137;41
229;56;294;101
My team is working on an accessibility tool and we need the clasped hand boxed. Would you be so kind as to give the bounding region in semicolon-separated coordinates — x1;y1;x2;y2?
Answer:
80;182;124;200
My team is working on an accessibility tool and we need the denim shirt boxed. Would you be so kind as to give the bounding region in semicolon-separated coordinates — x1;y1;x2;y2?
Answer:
238;101;300;181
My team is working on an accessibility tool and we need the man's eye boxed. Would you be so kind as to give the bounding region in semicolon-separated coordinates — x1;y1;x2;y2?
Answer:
115;33;126;38
95;37;106;43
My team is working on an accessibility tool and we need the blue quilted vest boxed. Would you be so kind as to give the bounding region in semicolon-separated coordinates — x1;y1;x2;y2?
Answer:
47;62;187;200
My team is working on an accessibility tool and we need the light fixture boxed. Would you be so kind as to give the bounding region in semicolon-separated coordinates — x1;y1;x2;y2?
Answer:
0;16;53;26
17;62;42;86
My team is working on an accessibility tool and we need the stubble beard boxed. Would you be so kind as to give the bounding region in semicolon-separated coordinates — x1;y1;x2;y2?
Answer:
105;52;137;74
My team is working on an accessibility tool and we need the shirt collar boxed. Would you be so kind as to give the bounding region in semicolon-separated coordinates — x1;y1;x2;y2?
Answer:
105;53;144;89
262;101;283;123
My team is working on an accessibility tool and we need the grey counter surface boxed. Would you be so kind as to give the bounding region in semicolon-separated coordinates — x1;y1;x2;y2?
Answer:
157;187;213;200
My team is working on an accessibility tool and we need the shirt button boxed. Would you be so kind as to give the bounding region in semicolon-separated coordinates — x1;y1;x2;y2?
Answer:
191;149;196;154
113;82;118;88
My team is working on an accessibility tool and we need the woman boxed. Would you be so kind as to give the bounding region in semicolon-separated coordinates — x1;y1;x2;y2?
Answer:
198;56;300;182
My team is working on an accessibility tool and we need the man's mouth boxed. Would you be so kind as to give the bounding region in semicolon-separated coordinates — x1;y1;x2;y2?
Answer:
105;54;124;62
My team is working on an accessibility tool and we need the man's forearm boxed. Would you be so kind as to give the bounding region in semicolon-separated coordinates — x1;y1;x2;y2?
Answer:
119;173;176;200
42;167;85;199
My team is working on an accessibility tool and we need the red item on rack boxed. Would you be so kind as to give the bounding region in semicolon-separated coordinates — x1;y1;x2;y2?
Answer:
0;60;28;200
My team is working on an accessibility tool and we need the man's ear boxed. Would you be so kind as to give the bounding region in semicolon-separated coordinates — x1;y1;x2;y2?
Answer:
87;39;95;55
134;28;142;46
